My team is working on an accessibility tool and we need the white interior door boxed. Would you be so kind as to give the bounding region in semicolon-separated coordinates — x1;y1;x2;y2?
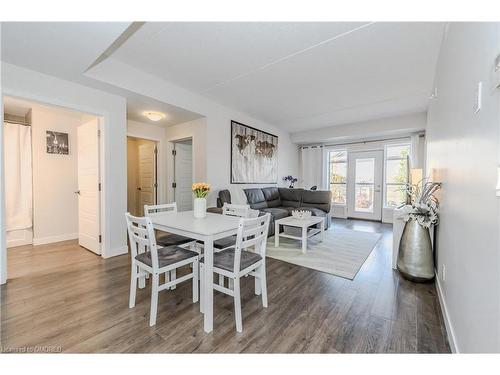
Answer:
347;150;383;221
77;119;101;254
174;142;193;211
138;142;157;215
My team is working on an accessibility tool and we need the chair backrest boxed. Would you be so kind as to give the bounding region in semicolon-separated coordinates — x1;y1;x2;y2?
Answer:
222;203;250;218
233;213;271;273
125;213;160;270
144;203;178;217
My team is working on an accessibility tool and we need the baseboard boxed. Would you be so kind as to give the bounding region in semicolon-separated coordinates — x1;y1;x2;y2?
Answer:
33;233;78;246
435;275;459;353
7;238;33;248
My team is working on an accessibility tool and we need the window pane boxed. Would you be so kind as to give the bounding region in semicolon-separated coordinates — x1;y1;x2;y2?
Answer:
386;185;406;206
355;158;374;184
387;144;410;159
330;184;346;204
355;185;374;212
329;162;346;183
386;158;408;184
329;151;347;163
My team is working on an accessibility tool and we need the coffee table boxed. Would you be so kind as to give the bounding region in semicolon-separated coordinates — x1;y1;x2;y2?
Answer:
274;216;325;254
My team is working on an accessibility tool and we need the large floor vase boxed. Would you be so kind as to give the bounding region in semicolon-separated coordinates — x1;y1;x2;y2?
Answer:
397;219;434;282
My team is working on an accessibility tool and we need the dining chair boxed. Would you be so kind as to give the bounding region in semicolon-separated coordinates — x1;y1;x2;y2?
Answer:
144;203;198;289
126;213;199;326
199;213;271;332
211;203;259;287
144;203;197;247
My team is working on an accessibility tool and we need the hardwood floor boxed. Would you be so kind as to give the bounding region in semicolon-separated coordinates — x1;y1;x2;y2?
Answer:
0;219;450;353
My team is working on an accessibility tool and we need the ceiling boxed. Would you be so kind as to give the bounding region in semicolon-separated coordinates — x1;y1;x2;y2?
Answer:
1;22;202;127
1;22;445;132
3;95;96;121
109;22;445;131
126;94;201;127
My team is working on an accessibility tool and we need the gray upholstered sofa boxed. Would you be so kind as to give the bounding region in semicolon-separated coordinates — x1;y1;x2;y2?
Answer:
209;187;332;236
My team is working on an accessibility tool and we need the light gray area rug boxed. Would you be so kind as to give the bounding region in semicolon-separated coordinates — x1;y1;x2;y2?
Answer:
267;228;382;280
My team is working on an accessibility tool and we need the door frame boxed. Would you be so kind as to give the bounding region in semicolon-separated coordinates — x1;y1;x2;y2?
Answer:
167;136;194;205
1;92;107;284
346;150;384;221
133;137;158;215
126;132;165;206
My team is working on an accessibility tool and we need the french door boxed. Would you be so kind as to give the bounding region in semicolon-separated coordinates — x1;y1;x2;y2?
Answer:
347;150;383;221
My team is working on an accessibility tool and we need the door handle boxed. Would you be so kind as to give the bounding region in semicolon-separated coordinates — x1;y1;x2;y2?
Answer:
137;187;142;191
374;189;381;192
74;190;80;195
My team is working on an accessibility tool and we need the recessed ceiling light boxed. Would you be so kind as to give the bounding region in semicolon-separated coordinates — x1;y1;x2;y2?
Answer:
144;111;165;122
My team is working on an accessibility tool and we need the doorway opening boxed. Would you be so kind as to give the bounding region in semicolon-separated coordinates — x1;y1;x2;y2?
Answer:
127;137;158;216
3;96;103;256
171;138;193;211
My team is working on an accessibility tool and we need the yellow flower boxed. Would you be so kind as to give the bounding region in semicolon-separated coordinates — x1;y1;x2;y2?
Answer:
192;182;210;198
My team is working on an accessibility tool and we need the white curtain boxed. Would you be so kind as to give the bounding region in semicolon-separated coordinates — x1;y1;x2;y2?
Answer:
4;123;33;231
410;133;421;169
300;146;326;190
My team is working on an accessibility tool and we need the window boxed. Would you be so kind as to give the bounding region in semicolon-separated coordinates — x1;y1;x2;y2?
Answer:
328;150;347;204
385;144;411;207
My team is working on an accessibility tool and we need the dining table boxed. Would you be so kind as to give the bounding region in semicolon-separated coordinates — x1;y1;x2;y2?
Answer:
149;210;241;333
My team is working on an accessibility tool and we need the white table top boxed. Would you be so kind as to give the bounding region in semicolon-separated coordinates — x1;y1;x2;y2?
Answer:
149;211;241;236
275;215;324;228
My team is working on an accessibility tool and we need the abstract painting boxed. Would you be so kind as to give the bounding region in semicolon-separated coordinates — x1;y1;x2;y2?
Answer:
46;131;69;155
231;120;278;183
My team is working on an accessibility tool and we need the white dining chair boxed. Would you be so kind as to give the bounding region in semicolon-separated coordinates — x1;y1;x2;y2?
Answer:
218;203;260;247
144;203;197;247
144;203;198;289
212;204;259;287
199;213;271;332
126;213;199;326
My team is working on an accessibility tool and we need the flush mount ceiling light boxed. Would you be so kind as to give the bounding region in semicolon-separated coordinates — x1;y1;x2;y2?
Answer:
143;111;165;122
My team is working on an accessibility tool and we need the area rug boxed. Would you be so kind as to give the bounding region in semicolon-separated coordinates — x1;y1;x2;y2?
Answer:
266;228;382;280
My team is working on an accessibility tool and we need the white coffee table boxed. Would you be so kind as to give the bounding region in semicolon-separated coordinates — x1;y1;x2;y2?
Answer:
274;216;325;254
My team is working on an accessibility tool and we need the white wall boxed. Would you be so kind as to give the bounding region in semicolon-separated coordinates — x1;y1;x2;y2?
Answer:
291;112;427;145
426;23;500;353
2;63;128;259
87;59;300;206
31;105;83;244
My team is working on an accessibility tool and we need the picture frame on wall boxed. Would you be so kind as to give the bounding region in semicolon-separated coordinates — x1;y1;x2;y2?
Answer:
46;131;69;155
230;120;278;184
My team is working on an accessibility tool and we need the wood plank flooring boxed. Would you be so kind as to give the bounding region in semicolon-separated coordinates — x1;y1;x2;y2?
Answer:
0;219;450;353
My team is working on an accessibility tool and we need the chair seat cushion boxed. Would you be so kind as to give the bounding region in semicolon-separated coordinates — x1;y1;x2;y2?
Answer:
201;249;262;272
135;246;198;268
214;235;237;250
156;231;194;247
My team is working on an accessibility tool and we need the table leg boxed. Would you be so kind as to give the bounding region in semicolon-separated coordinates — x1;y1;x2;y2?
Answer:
275;222;279;247
302;226;307;254
203;237;214;333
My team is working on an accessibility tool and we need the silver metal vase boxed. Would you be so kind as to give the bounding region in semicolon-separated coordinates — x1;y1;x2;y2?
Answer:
397;219;434;282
